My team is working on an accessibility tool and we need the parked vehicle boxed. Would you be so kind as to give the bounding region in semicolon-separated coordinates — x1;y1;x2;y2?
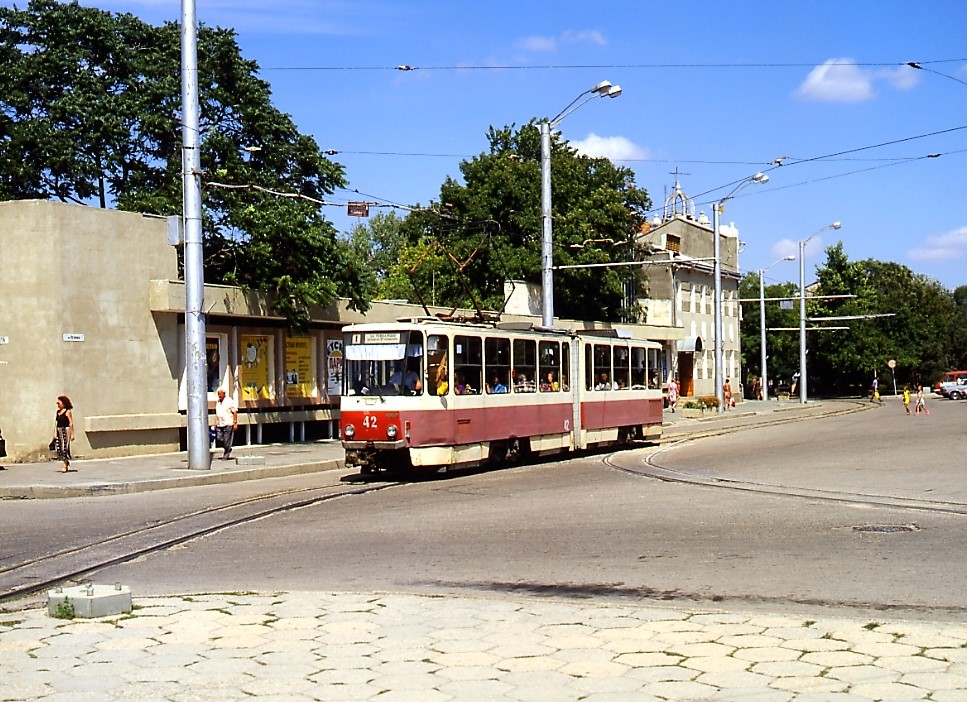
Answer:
933;370;967;394
939;380;967;400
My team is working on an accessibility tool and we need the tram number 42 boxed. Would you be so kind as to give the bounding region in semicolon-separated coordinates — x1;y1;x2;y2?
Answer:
362;415;378;429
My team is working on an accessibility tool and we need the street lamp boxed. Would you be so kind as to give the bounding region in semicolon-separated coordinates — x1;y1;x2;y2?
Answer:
759;256;795;401
798;221;842;404
711;172;769;412
540;81;622;327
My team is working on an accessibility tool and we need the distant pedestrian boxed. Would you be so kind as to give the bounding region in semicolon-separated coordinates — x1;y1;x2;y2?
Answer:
751;377;762;401
914;385;929;416
52;395;75;473
902;386;911;415
790;372;800;396
870;376;882;404
213;389;238;460
667;378;678;413
723;379;733;410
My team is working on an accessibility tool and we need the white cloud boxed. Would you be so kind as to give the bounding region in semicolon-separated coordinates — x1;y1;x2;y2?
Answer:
796;59;874;102
771;237;824;262
908;226;967;262
570;133;649;161
516;29;607;54
879;64;921;90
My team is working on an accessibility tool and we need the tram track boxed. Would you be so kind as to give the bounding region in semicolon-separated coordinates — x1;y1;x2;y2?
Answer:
0;480;403;604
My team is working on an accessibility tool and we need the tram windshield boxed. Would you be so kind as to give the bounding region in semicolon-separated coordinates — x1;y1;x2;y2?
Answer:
344;330;424;396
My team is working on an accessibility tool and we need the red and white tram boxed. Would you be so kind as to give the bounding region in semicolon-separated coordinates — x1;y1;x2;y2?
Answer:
339;319;663;473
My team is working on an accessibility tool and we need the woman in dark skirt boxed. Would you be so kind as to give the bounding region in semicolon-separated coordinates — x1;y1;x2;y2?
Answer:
53;395;75;473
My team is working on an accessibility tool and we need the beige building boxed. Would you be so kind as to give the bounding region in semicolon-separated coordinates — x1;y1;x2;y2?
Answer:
0;200;685;463
634;181;743;398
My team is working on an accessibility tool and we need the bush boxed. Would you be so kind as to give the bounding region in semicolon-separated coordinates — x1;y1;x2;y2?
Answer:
696;395;720;409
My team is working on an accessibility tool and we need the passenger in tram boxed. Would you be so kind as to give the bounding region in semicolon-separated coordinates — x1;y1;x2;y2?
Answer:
540;371;560;392
455;373;472;395
595;372;613;390
487;374;508;394
515;374;535;392
434;359;448;396
389;365;420;395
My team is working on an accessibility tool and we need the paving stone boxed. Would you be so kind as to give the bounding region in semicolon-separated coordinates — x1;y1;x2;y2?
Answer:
767;675;850;694
781;637;852;652
697;669;776;689
557;658;630;677
306;682;385;700
719;634;787;649
875;655;949;674
682;654;753;673
1;679;55;700
569;673;645;694
931;690;967;702
825;664;900;683
801;650;875;667
309;667;377;685
495;655;567;672
849;681;929;699
614;650;684;667
430;636;499;654
506;684;585;701
900;672;967;690
751;660;826;678
429;650;499;667
624;665;700;683
438;677;513;698
668;641;737;658
641;679;719;698
927;648;967;663
240;677;319;697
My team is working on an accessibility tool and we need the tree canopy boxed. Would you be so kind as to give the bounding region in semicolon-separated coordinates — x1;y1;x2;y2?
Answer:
740;243;967;396
362;122;652;322
0;0;367;325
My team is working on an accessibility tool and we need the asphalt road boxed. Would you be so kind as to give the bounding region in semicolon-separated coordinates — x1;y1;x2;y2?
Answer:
5;397;966;622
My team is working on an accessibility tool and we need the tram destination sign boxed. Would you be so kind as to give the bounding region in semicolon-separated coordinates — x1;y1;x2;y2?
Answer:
363;332;405;344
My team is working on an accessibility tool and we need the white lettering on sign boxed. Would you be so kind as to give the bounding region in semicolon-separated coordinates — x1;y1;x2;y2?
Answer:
63;334;85;342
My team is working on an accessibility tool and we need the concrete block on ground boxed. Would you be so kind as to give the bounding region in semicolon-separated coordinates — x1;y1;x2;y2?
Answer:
48;583;132;618
235;455;266;466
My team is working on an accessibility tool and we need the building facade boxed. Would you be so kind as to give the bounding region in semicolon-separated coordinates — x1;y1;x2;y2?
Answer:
634;182;743;399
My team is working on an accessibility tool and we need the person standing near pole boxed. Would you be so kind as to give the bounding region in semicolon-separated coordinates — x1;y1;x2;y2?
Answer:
212;389;238;460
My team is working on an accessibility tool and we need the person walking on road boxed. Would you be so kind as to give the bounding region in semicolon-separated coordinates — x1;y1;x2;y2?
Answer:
52;395;75;473
902;386;911;415
723;379;734;410
914;385;930;416
667;378;678;413
870;376;882;404
213;389;238;460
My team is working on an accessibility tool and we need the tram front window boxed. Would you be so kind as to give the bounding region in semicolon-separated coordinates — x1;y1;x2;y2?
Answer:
344;330;424;396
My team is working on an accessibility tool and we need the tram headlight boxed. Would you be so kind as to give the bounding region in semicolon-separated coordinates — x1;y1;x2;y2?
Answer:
386;424;398;440
344;424;356;439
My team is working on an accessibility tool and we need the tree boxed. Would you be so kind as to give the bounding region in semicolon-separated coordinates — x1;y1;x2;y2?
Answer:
809;244;967;393
382;122;651;322
738;272;799;390
0;0;365;326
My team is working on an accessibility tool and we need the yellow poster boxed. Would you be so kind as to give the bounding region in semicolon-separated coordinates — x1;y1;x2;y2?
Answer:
285;336;313;398
240;335;272;400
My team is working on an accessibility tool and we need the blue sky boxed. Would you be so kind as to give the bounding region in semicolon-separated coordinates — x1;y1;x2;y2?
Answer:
63;1;967;289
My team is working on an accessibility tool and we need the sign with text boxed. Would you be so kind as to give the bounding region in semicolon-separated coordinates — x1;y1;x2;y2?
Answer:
285;336;314;398
240;335;272;400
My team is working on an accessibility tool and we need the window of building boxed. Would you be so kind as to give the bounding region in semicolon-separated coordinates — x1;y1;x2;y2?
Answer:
666;234;681;253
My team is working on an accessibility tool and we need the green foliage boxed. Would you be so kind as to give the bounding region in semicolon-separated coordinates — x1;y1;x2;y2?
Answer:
0;0;364;327
380;122;651;321
742;243;967;395
52;597;75;620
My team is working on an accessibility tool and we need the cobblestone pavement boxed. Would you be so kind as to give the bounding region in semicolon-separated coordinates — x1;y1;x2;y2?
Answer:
4;590;967;701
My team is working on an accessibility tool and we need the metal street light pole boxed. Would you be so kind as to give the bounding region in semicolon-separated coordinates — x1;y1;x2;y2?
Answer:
711;172;768;412
759;256;795;402
540;81;622;328
181;0;209;469
798;221;842;404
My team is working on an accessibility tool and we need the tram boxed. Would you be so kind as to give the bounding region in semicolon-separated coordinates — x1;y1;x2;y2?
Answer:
339;319;663;473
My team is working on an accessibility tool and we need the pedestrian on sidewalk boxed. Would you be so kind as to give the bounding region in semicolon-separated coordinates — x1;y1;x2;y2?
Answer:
723;379;733;410
213;389;238;460
902;386;911;414
667;377;678;413
51;395;75;473
914;385;930;416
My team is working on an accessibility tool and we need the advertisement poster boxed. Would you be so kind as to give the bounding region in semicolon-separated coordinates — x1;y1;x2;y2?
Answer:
240;335;272;400
285;336;313;398
327;339;343;398
206;337;221;392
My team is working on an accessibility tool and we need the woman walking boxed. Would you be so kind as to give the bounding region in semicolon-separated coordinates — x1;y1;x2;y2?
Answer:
914;386;930;416
52;395;75;472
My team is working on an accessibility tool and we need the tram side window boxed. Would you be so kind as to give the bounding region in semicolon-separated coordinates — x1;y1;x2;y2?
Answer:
584;344;593;391
512;339;537;392
631;346;647;389
648;348;660;388
538;341;560;392
485;337;510;394
593;344;612;390
454;335;482;395
562;343;570;391
613;346;630;390
427;334;449;396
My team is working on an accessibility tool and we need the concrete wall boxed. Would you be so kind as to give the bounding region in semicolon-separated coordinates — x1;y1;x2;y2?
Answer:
0;200;181;460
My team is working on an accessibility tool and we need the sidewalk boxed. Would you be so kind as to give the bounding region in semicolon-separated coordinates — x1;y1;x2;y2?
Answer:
0;400;853;500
